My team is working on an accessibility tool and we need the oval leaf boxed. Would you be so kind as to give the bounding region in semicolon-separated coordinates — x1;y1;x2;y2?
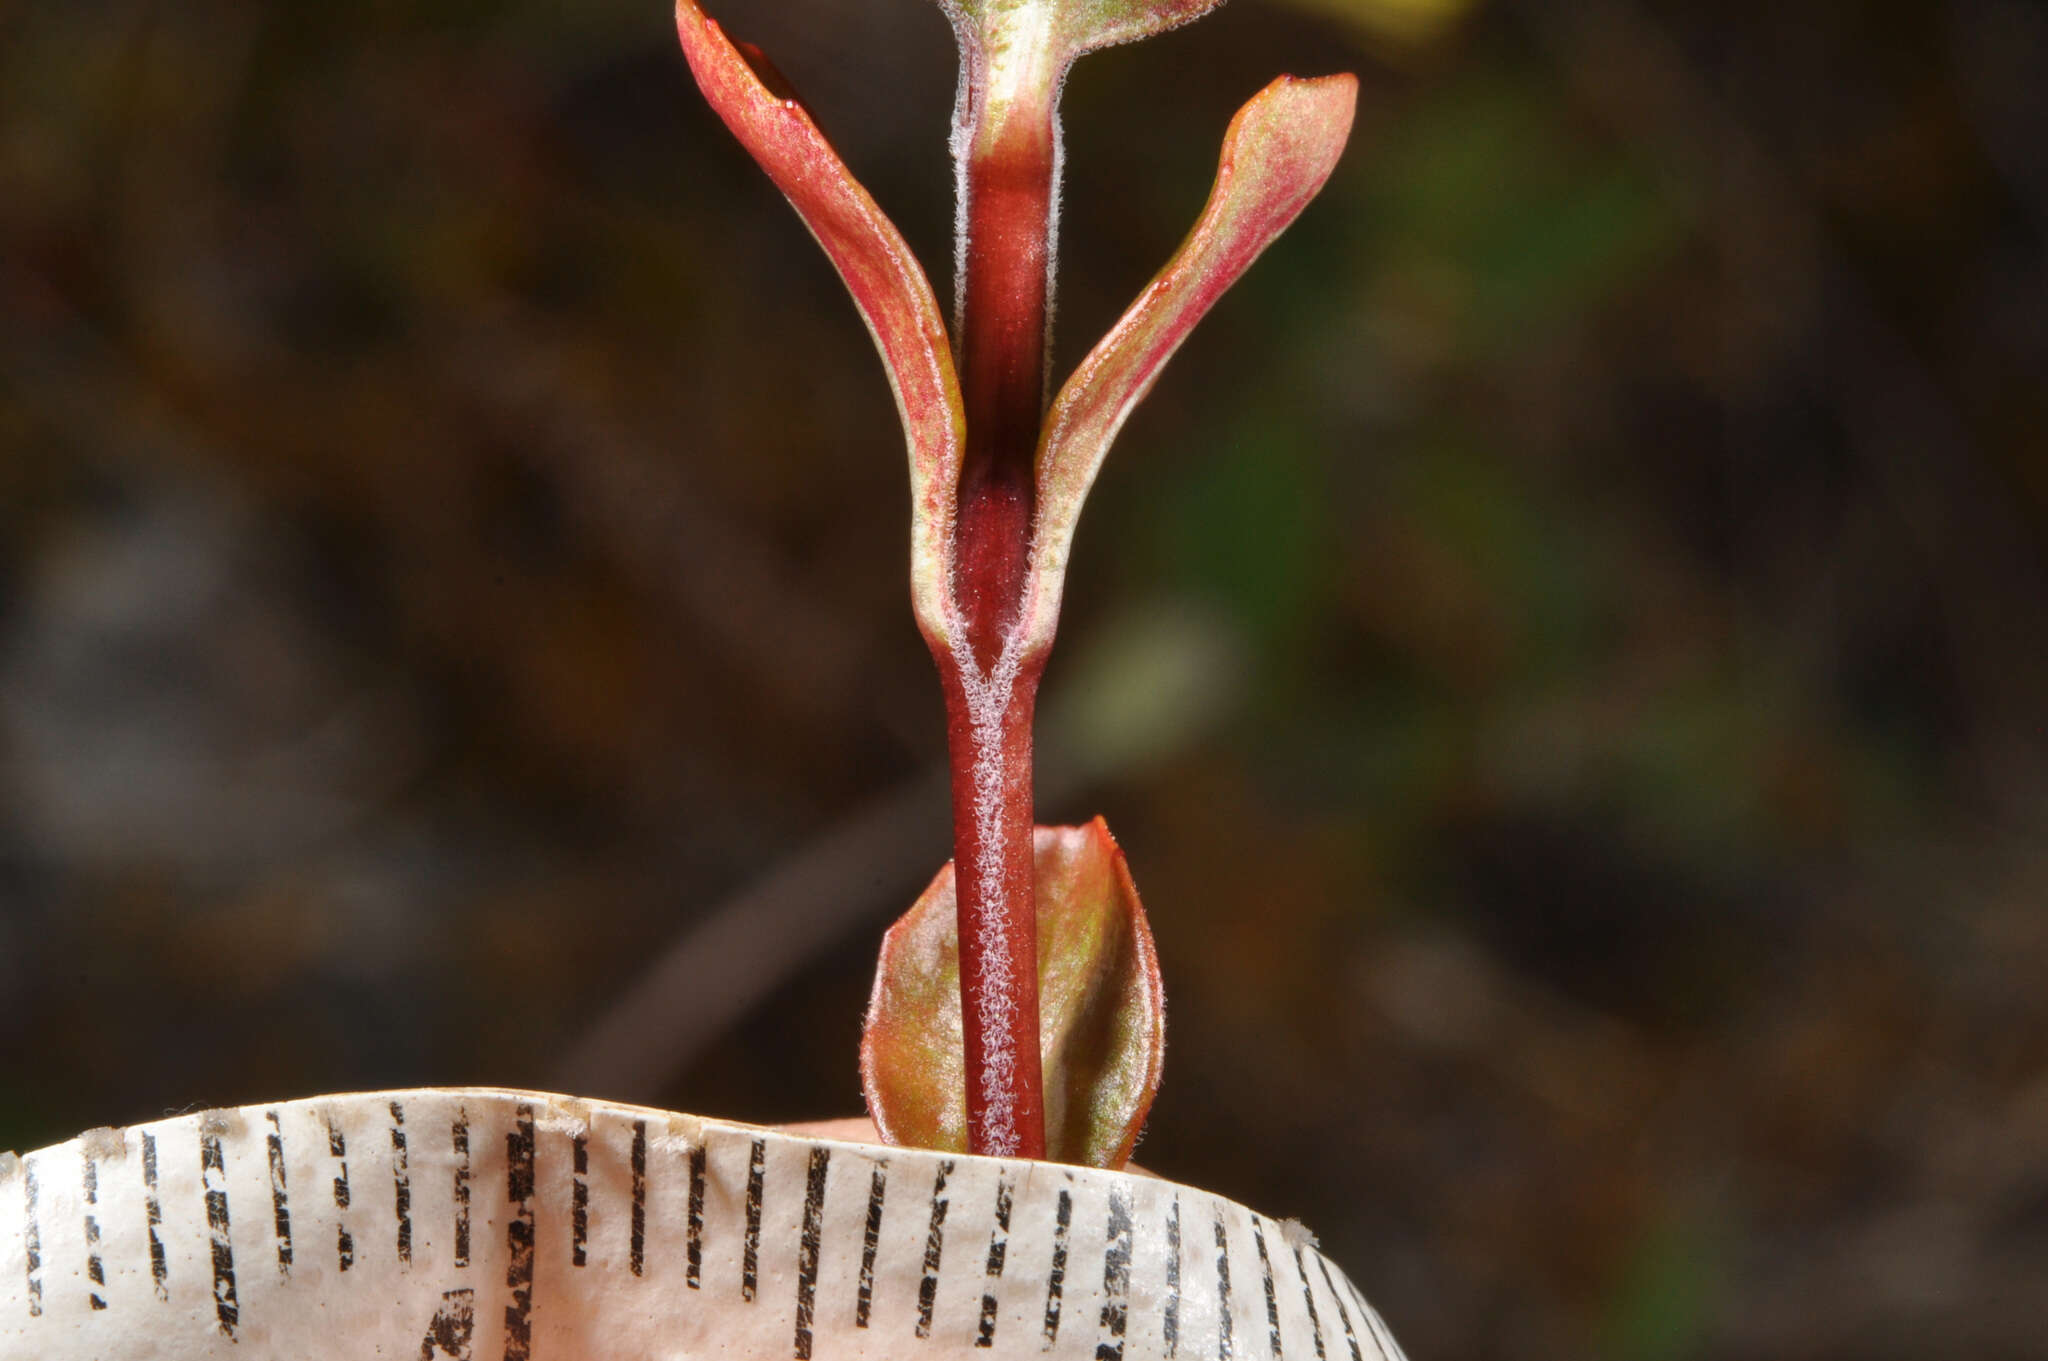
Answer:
1019;73;1357;652
862;819;1165;1167
675;0;965;642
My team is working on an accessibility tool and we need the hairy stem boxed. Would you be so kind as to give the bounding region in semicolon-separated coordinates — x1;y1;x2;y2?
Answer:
937;648;1047;1158
941;40;1061;1158
952;61;1055;666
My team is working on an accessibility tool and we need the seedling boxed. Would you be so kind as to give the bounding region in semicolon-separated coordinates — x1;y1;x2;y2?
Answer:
0;13;1381;1354
674;0;1354;1165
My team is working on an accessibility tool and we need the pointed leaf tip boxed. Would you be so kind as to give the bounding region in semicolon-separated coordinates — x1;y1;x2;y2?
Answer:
862;819;1165;1167
1020;73;1358;650
674;1;965;637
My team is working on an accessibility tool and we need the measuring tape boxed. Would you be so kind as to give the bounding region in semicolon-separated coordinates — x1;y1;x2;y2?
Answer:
1;1089;1408;1360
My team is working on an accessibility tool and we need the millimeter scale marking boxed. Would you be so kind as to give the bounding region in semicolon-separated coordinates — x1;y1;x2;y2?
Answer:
0;1089;1405;1361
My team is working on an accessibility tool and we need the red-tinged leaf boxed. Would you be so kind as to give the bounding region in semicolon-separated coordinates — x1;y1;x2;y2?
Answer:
861;819;1165;1168
674;1;965;640
937;0;1228;66
1019;74;1357;651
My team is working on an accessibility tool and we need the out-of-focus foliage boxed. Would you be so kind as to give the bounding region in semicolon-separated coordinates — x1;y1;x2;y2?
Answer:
3;2;2045;1359
1277;0;1478;47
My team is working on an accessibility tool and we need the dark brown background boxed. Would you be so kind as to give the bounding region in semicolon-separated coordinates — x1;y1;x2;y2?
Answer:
4;1;2046;1357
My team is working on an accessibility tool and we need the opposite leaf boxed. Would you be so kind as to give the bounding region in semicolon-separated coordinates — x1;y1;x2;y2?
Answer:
675;0;965;639
1022;73;1357;653
862;819;1165;1168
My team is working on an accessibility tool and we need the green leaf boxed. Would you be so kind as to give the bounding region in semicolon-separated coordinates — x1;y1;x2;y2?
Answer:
674;0;965;642
861;819;1165;1167
1021;74;1357;653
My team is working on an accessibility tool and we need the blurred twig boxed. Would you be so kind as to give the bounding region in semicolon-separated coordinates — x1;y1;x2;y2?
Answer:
437;312;934;752
550;603;1245;1101
548;763;955;1100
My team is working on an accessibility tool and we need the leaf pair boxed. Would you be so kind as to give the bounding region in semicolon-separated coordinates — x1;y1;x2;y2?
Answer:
861;819;1164;1167
675;0;1354;1168
673;0;1355;663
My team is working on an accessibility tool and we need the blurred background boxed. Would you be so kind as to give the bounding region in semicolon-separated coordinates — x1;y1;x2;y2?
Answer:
4;0;2047;1356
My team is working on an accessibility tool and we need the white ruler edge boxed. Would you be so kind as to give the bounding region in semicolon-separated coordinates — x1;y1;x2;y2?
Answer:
0;1088;1408;1360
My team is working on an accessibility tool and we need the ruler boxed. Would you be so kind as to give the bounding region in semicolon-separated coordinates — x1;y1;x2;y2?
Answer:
0;1089;1407;1360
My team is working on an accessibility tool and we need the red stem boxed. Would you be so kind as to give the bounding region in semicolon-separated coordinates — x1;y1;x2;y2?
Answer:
937;655;1047;1159
939;79;1057;1159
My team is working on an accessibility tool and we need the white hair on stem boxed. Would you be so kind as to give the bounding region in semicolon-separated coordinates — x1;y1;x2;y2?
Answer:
942;5;980;340
952;627;1029;1155
1043;71;1066;406
932;1;1074;1158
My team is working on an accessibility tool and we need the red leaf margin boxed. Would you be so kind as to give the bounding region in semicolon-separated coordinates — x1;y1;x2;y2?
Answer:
674;0;966;645
1017;73;1358;654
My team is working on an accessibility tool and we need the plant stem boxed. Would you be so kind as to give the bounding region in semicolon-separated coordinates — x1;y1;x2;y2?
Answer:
939;49;1060;1158
937;653;1046;1158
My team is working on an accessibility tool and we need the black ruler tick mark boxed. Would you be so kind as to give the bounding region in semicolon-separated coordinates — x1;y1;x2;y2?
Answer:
1292;1247;1325;1360
743;1137;767;1302
83;1155;105;1310
420;1286;476;1359
329;1116;354;1272
975;1174;1013;1348
915;1158;953;1339
1213;1213;1235;1361
22;1156;41;1319
629;1120;647;1278
792;1145;829;1360
391;1101;411;1265
1333;1273;1374;1347
453;1111;472;1268
200;1128;240;1337
686;1144;706;1290
1096;1188;1133;1361
571;1132;590;1268
1042;1184;1073;1345
1165;1196;1184;1357
504;1105;537;1361
329;1119;350;1206
1313;1256;1363;1361
264;1110;293;1276
856;1161;888;1328
1251;1217;1282;1359
141;1133;168;1299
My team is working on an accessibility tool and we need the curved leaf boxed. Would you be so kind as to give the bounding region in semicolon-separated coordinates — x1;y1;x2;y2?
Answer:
937;0;1228;64
1020;74;1357;651
861;819;1165;1167
674;0;965;640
